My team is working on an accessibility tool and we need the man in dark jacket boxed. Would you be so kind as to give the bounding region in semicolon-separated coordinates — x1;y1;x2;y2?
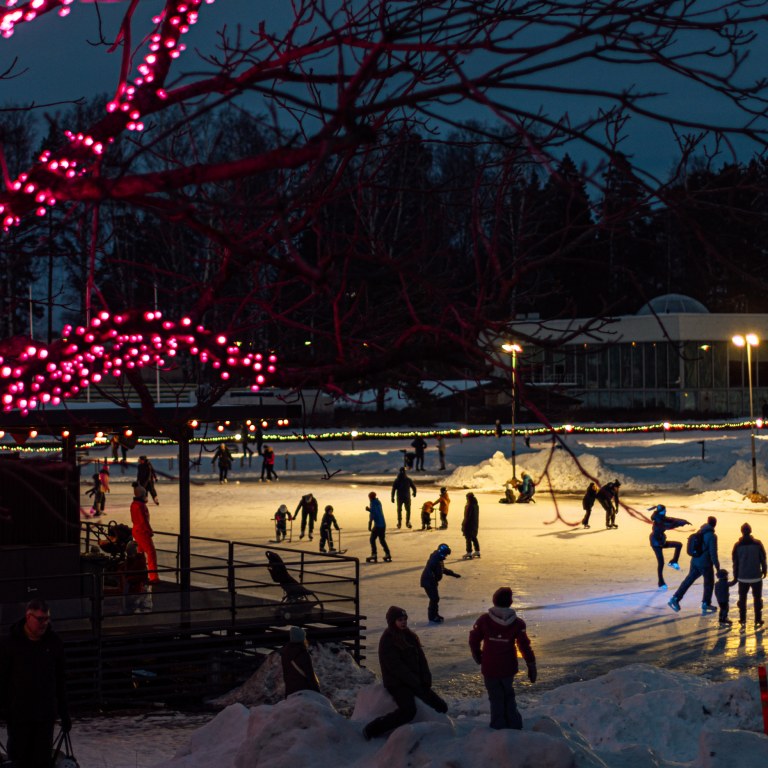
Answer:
668;516;720;615
294;492;318;540
732;522;767;629
420;543;461;623
648;504;690;589
461;492;480;559
136;454;160;505
597;479;621;528
411;436;427;471
391;467;417;529
362;607;448;740
468;587;536;730
581;481;599;528
0;599;71;768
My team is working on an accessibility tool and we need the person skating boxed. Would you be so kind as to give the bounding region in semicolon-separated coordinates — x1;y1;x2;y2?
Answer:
84;471;106;517
211;443;233;483
648;504;690;589
436;434;446;471
136;455;160;505
435;487;450;529
732;522;767;629
294;492;318;540
420;500;435;530
273;504;292;542
319;505;340;552
411;436;427;471
0;599;71;768
261;444;278;482
468;587;537;730
461;492;480;559
597;479;621;528
668;516;719;615
420;543;461;623
391;466;417;529
581;481;599;528
366;491;391;563
280;626;320;697
130;483;160;583
714;569;734;627
362;607;448;740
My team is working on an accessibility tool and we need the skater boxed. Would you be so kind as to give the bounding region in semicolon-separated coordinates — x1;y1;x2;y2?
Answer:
0;599;71;768
362;607;448;740
581;481;599;527
461;492;480;558
420;500;435;530
499;483;516;504
420;543;461;623
515;473;535;504
411;435;427;471
732;522;767;629
99;461;111;494
130;483;160;583
136;455;160;505
241;425;254;467
280;626;320;697
597;479;621;528
366;491;391;563
391;466;417;529
85;472;106;517
714;569;734;627
468;587;537;730
212;443;233;483
294;492;318;540
648;504;690;589
668;516;719;615
261;444;277;482
319;505;339;552
436;434;446;470
273;504;292;542
435;487;450;529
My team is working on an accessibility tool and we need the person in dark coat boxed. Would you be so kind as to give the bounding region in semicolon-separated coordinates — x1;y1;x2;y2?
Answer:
411;436;427;471
515;473;535;503
669;516;720;615
0;599;71;768
366;491;392;563
648;504;690;589
391;467;417;529
280;626;320;697
85;471;106;517
597;479;621;528
468;587;537;730
461;492;480;559
362;606;448;740
294;492;318;540
581;481;599;528
211;443;233;483
261;444;277;482
318;505;340;552
420;543;461;623
136;455;160;505
732;522;767;629
714;569;734;627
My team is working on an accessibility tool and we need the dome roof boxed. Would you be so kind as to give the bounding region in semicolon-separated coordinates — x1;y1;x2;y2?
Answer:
636;293;709;315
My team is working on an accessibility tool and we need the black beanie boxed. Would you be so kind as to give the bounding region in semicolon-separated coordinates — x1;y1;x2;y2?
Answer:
386;606;408;626
492;587;513;608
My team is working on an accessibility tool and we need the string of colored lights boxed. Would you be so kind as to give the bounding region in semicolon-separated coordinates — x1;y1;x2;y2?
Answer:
0;309;276;415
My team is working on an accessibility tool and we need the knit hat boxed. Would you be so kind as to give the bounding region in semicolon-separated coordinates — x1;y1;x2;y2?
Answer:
742;522;752;536
717;568;729;579
492;587;513;608
289;626;306;643
368;491;376;499
386;606;408;626
133;483;146;498
708;516;717;527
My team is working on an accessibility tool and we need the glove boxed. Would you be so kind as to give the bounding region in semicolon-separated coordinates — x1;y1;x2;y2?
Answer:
60;714;72;733
472;652;482;665
452;572;462;579
527;664;537;684
433;695;448;714
368;523;372;532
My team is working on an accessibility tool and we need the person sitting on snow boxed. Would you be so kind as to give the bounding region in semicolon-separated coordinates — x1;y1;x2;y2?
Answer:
516;473;535;503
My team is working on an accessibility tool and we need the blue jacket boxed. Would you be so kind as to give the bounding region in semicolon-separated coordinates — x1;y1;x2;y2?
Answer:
368;497;386;529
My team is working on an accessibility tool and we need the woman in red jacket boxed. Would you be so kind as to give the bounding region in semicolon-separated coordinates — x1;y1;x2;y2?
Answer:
468;587;536;729
130;483;159;583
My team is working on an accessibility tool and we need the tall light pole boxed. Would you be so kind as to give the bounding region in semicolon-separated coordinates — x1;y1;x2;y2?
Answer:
733;333;760;495
502;342;522;480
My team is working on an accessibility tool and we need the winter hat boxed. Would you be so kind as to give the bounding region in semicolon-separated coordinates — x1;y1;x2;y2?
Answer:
368;491;377;499
440;487;447;494
492;587;513;608
742;522;752;536
648;504;666;516
717;568;729;579
132;483;146;498
289;626;306;643
278;504;288;515
386;606;408;627
614;479;621;486
325;505;334;513
708;516;717;527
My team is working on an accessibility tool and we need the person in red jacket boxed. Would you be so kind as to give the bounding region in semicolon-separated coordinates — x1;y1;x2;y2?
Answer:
468;586;536;730
130;483;159;583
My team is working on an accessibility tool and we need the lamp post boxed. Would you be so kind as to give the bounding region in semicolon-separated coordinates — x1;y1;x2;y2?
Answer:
733;333;760;495
502;342;522;480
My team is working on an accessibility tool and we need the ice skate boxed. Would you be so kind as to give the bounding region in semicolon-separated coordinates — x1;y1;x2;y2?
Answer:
383;555;392;562
719;619;732;627
757;620;765;630
406;522;412;529
366;555;378;563
668;561;681;570
701;602;717;614
473;551;481;558
429;615;444;623
462;553;473;560
659;584;668;590
668;596;680;612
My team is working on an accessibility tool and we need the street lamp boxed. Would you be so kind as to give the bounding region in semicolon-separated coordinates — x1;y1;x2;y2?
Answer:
733;333;760;495
501;342;523;480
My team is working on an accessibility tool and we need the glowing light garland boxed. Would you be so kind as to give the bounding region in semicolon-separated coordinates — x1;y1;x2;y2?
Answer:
0;0;214;228
0;309;276;415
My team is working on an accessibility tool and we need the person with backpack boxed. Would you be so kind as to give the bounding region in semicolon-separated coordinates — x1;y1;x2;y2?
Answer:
581;481;599;528
597;479;621;528
468;587;537;730
668;516;719;615
732;522;767;629
648;504;691;590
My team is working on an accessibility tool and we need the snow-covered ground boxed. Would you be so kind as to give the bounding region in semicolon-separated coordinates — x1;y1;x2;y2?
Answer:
7;426;768;767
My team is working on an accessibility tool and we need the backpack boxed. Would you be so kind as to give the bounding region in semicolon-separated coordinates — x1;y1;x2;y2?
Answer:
687;531;704;558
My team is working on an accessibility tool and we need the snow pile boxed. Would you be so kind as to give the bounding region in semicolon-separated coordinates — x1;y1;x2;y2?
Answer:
159;664;768;768
212;643;375;716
